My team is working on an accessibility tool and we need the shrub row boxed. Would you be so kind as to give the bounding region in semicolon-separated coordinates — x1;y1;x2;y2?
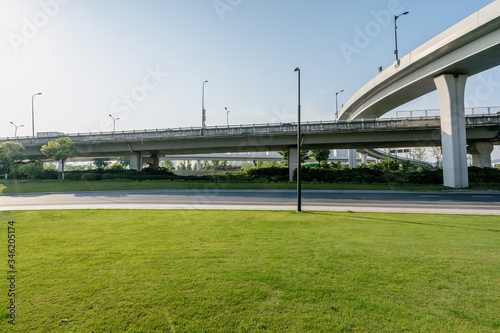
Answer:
9;165;500;185
295;166;445;184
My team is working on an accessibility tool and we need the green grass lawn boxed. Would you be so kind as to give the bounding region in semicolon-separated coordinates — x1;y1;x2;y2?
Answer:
0;179;483;195
1;210;499;332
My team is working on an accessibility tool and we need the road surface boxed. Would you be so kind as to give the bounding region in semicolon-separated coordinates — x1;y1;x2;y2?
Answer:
1;190;500;215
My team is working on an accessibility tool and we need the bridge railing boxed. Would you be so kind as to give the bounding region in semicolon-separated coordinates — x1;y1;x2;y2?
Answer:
395;106;500;119
1;114;499;145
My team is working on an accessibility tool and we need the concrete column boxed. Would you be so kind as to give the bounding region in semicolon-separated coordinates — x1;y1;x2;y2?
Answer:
130;153;142;171
434;74;468;188
468;142;494;168
197;160;201;171
288;147;298;181
361;153;368;164
152;154;159;169
348;149;357;168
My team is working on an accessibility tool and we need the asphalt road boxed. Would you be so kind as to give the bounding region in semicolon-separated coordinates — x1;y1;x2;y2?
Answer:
1;190;500;215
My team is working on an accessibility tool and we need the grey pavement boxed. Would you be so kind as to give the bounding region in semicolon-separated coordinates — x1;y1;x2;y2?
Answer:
1;190;500;215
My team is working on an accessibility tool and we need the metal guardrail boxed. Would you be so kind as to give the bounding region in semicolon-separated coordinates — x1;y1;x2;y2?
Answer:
2;113;500;146
395;106;500;118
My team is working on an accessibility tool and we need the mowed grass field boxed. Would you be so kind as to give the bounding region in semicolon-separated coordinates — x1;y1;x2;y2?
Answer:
1;210;499;332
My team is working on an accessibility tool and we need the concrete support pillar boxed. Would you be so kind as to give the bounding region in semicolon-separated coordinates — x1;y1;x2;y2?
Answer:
288;147;298;181
130;153;142;172
348;149;357;168
152;154;160;169
434;74;469;188
361;153;368;164
468;142;494;168
142;155;159;169
197;160;201;171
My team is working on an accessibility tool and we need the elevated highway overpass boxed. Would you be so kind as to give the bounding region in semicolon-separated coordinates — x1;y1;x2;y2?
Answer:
339;0;500;187
2;115;499;180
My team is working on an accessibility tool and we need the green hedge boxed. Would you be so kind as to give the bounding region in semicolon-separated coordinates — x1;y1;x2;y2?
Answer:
296;165;448;185
12;164;500;185
246;166;288;182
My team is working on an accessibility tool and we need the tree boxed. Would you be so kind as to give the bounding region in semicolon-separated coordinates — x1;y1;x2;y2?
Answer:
159;160;175;170
411;147;427;163
93;158;111;170
41;137;77;180
118;157;130;168
431;146;443;168
310;149;331;166
17;162;43;180
0;142;26;179
108;163;125;172
278;150;309;166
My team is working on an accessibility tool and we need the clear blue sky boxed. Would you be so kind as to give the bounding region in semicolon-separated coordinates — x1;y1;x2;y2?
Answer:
1;0;499;144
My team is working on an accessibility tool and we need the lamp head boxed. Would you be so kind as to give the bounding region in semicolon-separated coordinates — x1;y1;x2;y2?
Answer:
294;67;300;72
396;11;409;19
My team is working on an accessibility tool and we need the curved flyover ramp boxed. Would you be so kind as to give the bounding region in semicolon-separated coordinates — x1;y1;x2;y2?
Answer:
340;1;500;188
339;1;500;121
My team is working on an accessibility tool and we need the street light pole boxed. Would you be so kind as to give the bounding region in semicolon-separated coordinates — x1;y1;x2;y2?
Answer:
31;92;42;137
394;11;409;63
294;67;302;213
10;122;24;137
225;107;230;127
202;80;208;130
109;114;120;132
335;89;344;120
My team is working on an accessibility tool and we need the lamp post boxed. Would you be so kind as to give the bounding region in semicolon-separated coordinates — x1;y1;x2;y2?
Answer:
202;80;208;130
109;114;120;132
394;11;409;62
10;122;24;137
335;89;344;120
294;67;302;213
31;92;42;137
225;107;230;127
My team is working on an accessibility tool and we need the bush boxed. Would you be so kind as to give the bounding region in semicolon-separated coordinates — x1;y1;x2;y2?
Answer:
247;166;288;181
208;171;249;182
40;169;59;180
102;173;115;180
16;163;43;180
468;166;500;183
64;171;86;180
81;173;102;181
